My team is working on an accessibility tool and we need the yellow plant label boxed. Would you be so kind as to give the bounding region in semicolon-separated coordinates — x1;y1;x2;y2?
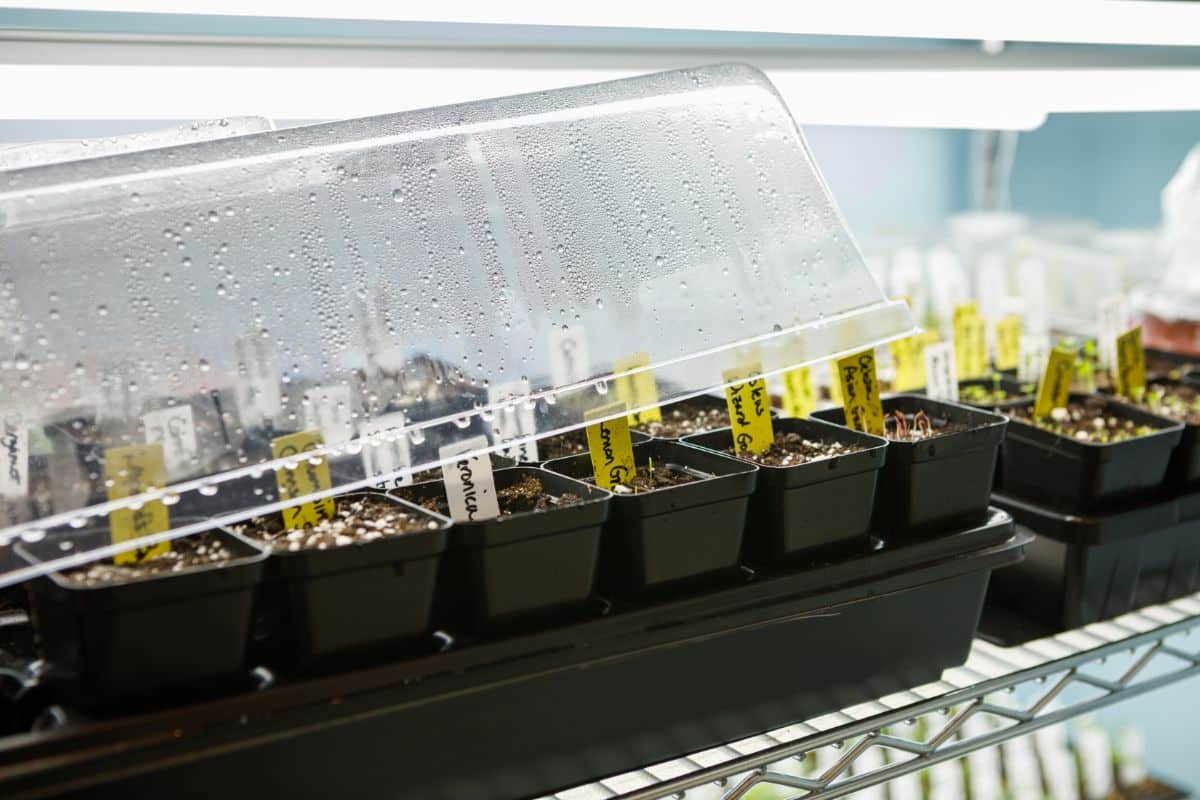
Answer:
994;315;1022;372
836;350;885;436
1116;326;1147;398
780;365;816;419
954;308;988;379
889;336;926;392
585;401;637;490
953;302;978;325
723;363;775;454
1034;348;1076;419
106;443;170;564
612;351;662;426
271;430;335;530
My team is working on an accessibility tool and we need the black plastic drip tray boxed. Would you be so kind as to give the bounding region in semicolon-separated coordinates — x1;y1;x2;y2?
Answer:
0;510;1023;800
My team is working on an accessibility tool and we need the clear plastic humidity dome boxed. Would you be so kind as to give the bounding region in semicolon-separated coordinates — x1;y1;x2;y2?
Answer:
0;63;915;585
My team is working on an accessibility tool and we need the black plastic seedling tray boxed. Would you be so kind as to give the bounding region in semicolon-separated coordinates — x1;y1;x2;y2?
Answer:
995;393;1184;512
681;418;888;566
394;467;609;629
986;492;1200;636
814;394;1006;537
245;493;451;670
17;523;266;710
0;510;1023;800
544;439;758;596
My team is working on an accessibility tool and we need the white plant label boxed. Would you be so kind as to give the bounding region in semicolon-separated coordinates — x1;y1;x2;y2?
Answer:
976;252;1010;322
1043;744;1081;800
1097;294;1130;371
929;758;966;800
360;412;414;490
0;410;28;498
439;435;500;523
848;740;885;800
142;405;199;481
1077;726;1115;800
1017;257;1050;335
963;714;1003;800
487;379;538;463
1116;727;1147;786
1018;333;1051;384
303;383;354;446
233;333;282;427
925;341;959;401
886;758;922;800
548;325;591;387
1001;734;1043;800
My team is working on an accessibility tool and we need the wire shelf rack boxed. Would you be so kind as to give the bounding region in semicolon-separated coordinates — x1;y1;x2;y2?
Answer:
546;594;1200;800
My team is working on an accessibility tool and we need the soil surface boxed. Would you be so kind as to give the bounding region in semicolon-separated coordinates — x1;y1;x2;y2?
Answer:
610;463;705;494
884;409;967;442
1122;382;1200;425
397;475;581;518
238;495;440;552
725;431;861;467
635;402;730;438
959;381;1033;406
1147;353;1197;381
1009;396;1157;443
537;429;593;461
62;530;237;586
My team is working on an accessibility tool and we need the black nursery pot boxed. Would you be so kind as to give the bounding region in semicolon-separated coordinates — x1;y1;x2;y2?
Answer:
19;520;267;708
244;493;450;669
682;418;887;565
995;393;1184;512
394;467;609;629
948;376;1034;408
1100;379;1200;489
813;394;1007;537
544;440;757;596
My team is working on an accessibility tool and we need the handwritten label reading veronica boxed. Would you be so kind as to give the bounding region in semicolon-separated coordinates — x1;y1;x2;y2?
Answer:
1033;348;1076;419
780;365;816;419
723;363;774;454
585;401;637;490
836;350;885;435
106;443;171;564
1116;326;1147;398
613;351;663;426
439;436;500;523
271;430;336;530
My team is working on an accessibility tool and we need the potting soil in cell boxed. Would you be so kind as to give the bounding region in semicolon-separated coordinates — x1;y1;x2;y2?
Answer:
635;404;731;439
63;531;236;586
1121;382;1200;425
1009;398;1157;444
883;409;967;442
396;475;583;518
609;464;706;494
723;431;861;467
237;495;439;552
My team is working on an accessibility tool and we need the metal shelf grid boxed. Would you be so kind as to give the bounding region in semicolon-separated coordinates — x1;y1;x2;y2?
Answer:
547;594;1200;800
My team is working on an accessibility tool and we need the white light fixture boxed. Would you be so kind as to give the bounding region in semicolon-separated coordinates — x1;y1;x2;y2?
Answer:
5;1;1200;47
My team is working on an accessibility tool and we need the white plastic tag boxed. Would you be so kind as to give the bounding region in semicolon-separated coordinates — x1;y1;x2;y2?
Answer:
439;435;500;523
548;325;591;387
303;384;354;446
233;333;282;427
1018;333;1051;384
360;411;414;490
1002;734;1043;800
929;758;966;800
848;741;885;800
976;252;1010;322
487;379;538;463
1116;727;1147;787
1098;294;1130;372
925;341;959;401
1017;257;1050;335
1077;726;1114;800
142;405;199;481
963;714;1003;800
1043;744;1081;800
0;411;28;498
